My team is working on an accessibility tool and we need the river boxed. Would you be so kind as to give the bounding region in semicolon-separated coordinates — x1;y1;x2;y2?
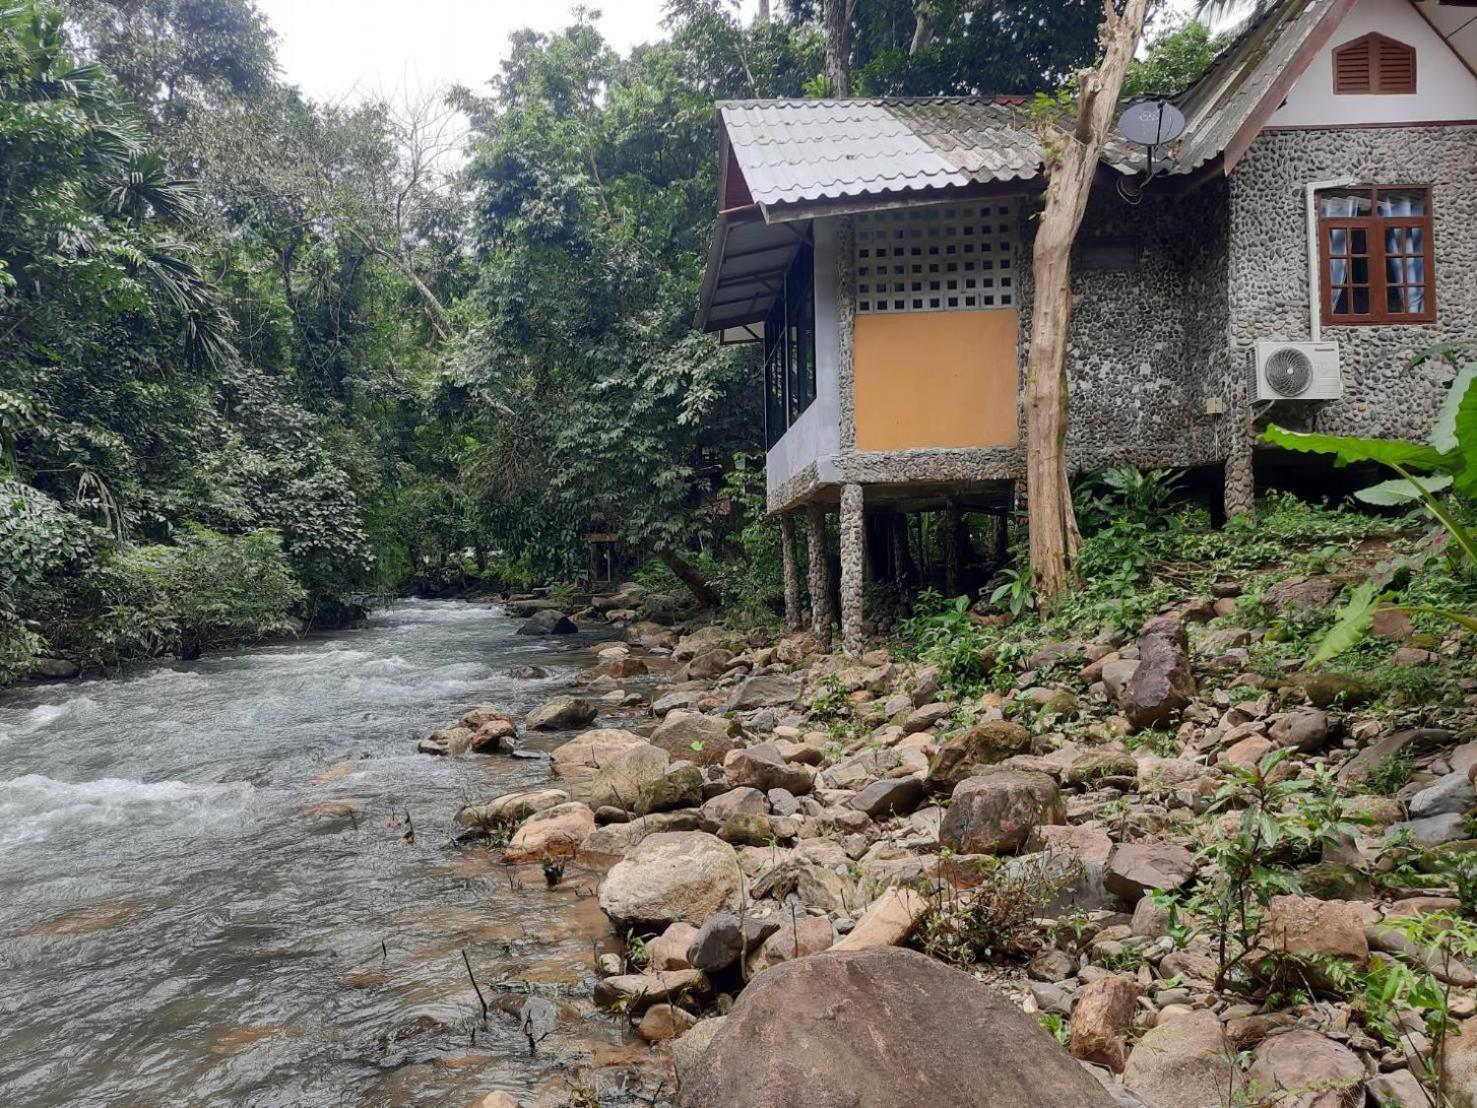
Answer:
0;600;659;1108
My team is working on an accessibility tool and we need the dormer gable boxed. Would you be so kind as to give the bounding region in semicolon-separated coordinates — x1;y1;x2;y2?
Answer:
1267;0;1477;128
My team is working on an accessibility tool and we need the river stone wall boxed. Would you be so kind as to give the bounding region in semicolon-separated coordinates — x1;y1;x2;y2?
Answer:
1227;125;1477;440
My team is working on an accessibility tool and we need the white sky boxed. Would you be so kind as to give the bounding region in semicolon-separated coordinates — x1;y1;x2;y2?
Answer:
256;0;1217;106
256;0;758;104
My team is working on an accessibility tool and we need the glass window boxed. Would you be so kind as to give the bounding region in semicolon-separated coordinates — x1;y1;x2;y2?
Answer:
762;241;816;449
1318;186;1434;326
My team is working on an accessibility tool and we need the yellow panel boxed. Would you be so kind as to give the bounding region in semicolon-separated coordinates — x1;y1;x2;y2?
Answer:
854;311;1020;451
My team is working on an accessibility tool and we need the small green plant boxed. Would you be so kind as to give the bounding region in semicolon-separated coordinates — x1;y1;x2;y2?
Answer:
1363;752;1415;796
914;852;1083;966
989;568;1035;619
1037;1011;1071;1047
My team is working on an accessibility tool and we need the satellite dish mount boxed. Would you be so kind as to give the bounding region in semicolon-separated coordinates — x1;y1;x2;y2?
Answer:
1115;100;1186;204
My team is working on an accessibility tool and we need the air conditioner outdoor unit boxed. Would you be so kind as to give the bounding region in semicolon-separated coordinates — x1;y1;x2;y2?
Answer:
1253;340;1342;401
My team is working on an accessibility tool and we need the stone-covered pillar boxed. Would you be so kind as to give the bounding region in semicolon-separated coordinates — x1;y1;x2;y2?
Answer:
836;216;858;452
805;504;833;651
1224;405;1255;519
941;503;961;597
779;515;802;631
839;483;865;656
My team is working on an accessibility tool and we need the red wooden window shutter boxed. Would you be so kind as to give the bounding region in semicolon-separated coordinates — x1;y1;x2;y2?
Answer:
1334;33;1416;94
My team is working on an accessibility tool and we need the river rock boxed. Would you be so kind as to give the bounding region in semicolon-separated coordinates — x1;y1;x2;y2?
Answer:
1263;576;1343;615
849;775;924;819
583;743;698;816
502;802;596;863
746;915;835;977
1070;975;1140;1073
687;911;744;972
672;1017;727;1085
1409;772;1474;818
682;648;734;680
925;722;1032;792
526;696;597;731
593;968;710;1012
648;921;699;971
1258;896;1369;977
1441;1019;1477;1108
939;769;1064;855
1245;1029;1363;1108
651;710;743;767
598;831;743;930
637;1002;697;1042
701;787;768;826
29;657;80;680
1367;1070;1430;1108
830;887;928;951
725;743;815;794
725;674;802;711
678;947;1119;1108
550;728;646;775
578;811;702;865
454;787;569;829
1122;1007;1242;1108
1104;841;1195;902
517;608;577;635
1268;708;1330;752
1119;624;1195;731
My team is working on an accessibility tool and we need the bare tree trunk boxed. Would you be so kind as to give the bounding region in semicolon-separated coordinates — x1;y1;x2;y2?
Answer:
910;1;934;55
658;548;721;610
757;0;770;21
823;0;857;96
1024;0;1151;603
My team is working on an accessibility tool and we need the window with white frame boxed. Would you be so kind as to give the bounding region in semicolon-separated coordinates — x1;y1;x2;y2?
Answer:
855;201;1018;315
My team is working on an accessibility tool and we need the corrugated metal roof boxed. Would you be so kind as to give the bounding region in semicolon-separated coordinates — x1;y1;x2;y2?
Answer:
1170;0;1337;173
719;97;1145;212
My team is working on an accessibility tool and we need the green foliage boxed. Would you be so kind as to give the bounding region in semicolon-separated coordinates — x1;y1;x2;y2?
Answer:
899;590;993;691
989;567;1035;619
1123;20;1229;98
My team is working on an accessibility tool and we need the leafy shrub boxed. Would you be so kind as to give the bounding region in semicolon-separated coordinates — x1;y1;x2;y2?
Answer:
915;852;1083;966
899;590;994;691
87;526;303;662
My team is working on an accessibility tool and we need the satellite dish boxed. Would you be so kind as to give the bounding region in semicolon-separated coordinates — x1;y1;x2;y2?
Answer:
1118;100;1186;148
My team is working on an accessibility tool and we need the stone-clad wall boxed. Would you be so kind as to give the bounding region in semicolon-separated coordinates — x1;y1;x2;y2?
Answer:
1016;180;1234;474
1228;125;1477;439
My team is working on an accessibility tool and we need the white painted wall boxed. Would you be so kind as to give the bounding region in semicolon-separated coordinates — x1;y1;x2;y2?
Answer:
766;218;842;496
1268;0;1477;128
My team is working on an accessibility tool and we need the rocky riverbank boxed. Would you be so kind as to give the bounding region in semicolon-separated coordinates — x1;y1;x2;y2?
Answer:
433;582;1477;1108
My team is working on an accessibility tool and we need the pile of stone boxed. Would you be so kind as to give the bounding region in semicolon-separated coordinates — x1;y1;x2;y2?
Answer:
460;584;1477;1107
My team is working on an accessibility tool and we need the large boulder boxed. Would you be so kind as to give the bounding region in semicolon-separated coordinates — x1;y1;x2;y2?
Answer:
651;710;744;767
1441;1018;1477;1108
526;696;597;731
1070;975;1140;1073
584;743;701;816
1262;575;1343;616
1122;1008;1242;1108
517;608;577;635
924;721;1032;792
725;674;803;711
725;743;816;794
501;802;596;863
1104;841;1196;902
1257;896;1369;976
550;728;647;776
938;769;1064;855
677;947;1119;1108
598;831;744;930
454;787;569;830
1245;1029;1364;1108
1118;624;1196;731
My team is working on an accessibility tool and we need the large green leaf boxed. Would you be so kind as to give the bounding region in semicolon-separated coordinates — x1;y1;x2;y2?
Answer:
1310;581;1383;667
1452;363;1477;497
1354;473;1453;506
1261;426;1449;472
1428;363;1475;452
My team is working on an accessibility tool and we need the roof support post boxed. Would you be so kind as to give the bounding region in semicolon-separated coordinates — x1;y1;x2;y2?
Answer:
806;504;834;652
840;483;865;657
836;215;858;452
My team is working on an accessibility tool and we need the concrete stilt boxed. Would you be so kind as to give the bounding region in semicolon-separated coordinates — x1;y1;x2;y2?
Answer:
806;504;833;652
840;483;865;656
780;515;802;631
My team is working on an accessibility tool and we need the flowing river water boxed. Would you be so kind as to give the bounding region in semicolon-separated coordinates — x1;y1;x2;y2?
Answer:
0;600;661;1108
